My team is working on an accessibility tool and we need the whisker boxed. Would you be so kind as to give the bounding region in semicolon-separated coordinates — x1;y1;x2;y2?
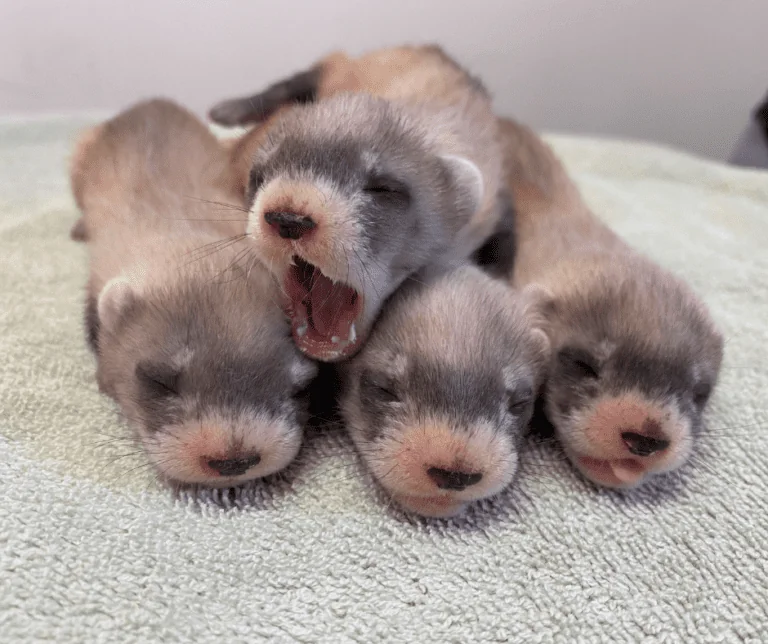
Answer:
172;217;249;222
183;234;248;266
182;195;250;214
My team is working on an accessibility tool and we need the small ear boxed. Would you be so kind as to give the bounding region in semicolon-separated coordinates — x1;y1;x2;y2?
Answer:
363;349;408;380
517;284;555;361
440;154;485;219
519;283;556;322
290;358;319;387
69;124;103;211
530;327;552;365
97;277;137;331
70;218;88;242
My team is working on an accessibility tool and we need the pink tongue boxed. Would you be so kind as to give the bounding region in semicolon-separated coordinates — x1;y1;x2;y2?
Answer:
610;461;643;484
307;272;351;338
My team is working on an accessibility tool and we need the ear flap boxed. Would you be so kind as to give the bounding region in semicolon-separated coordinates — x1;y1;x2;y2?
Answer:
440;154;485;221
529;328;552;367
70;218;88;242
362;349;408;380
97;277;137;331
290;357;319;387
69;124;104;212
520;284;556;320
518;283;557;360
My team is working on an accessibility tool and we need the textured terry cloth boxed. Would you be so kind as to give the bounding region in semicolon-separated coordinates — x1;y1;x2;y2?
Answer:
1;114;767;644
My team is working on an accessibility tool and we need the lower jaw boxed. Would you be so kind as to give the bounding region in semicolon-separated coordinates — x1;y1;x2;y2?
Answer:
284;260;364;361
575;455;648;489
161;464;277;488
291;316;364;362
200;477;254;488
166;473;259;488
392;493;469;518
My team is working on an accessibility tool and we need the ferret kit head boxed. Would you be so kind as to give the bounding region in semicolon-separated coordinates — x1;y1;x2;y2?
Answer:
93;267;317;487
245;93;486;362
340;265;550;518
73;100;317;487
539;258;724;490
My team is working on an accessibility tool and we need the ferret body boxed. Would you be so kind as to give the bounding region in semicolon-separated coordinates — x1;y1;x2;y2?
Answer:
209;45;505;362
497;117;724;489
339;262;550;518
72;99;317;487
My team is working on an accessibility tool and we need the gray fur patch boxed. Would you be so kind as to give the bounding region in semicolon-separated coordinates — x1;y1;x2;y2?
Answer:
543;258;724;433
251;93;481;266
84;293;99;354
343;264;547;446
99;269;317;442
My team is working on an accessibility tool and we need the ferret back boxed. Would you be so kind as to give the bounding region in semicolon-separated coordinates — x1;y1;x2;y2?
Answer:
71;99;240;240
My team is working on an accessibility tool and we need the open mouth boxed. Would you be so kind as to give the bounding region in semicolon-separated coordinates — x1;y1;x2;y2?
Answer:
577;455;646;487
284;256;363;361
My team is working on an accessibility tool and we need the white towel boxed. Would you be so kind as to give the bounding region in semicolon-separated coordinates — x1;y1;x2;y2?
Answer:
1;115;767;642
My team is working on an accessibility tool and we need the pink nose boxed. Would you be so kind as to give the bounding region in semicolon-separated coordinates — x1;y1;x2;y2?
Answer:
264;211;316;240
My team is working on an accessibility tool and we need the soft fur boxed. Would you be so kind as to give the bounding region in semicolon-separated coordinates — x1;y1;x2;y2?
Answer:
498;117;724;488
211;45;504;361
340;263;550;517
2;114;766;642
73;99;318;486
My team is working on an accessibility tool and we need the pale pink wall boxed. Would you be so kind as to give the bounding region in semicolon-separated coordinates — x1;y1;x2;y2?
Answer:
1;0;765;160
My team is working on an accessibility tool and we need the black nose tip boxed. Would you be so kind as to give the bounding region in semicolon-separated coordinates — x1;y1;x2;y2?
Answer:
207;453;261;477
264;211;316;240
426;467;483;491
621;432;670;457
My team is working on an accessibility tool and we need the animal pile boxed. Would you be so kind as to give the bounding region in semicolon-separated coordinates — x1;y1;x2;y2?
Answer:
71;45;724;517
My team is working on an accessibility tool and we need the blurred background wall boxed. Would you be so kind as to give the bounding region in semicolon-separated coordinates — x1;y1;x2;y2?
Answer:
1;0;765;160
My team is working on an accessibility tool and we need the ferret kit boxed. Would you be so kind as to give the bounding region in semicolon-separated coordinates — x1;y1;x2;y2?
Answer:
210;45;505;362
68;44;723;518
71;99;317;488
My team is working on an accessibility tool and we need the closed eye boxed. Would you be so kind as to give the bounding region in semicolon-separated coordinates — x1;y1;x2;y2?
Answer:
365;184;395;194
692;382;712;408
152;379;177;395
507;387;534;415
368;383;400;404
360;370;401;404
558;347;600;380
572;360;599;379
136;362;181;397
363;174;410;202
